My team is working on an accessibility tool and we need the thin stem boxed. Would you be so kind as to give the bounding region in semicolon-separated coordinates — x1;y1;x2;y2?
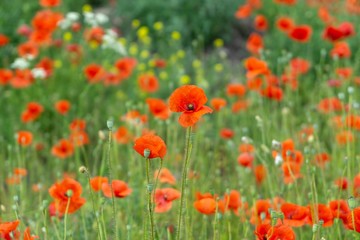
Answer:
146;158;155;240
85;170;103;240
176;126;193;240
106;123;119;240
63;197;71;240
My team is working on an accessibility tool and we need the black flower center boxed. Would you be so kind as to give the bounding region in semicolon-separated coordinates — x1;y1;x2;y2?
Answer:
187;103;195;111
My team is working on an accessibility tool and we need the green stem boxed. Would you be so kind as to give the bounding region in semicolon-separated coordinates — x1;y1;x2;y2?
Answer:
106;123;118;240
176;126;193;240
85;170;103;240
146;158;155;240
63;197;71;240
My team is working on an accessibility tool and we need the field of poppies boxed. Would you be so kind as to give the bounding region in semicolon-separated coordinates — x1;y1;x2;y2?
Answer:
1;0;360;239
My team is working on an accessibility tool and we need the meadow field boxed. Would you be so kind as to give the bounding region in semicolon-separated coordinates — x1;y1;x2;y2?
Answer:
1;0;360;239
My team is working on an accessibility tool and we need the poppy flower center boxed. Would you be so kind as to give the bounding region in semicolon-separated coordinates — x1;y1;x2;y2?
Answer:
186;103;195;111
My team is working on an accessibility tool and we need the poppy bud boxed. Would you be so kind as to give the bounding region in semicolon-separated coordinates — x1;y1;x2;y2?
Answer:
312;224;318;233
0;204;5;212
107;119;114;130
144;149;151;158
147;183;153;192
348;196;356;210
66;189;73;197
79;166;87;174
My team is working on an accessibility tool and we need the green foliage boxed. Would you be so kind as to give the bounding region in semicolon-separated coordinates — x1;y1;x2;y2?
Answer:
116;0;244;48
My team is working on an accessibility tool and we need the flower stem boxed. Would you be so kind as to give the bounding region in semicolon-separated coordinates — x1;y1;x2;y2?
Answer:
146;158;155;240
84;170;103;240
176;126;193;240
106;122;118;240
63;197;71;240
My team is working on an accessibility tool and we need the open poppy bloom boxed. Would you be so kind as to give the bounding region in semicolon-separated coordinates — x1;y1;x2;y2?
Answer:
146;98;171;120
51;139;74;159
55;100;71;115
114;126;132;144
280;202;309;227
169;85;213;127
329;200;350;224
133;134;167;159
154;168;176;185
23;226;38;240
40;0;61;7
154;188;181;213
90;176;108;191
307;203;334;227
0;220;20;239
21;102;44;122
255;223;296;240
346;207;360;232
48;178;86;214
101;180;132;198
210;98;227;111
194;198;217;215
16;131;33;146
288;25;312;43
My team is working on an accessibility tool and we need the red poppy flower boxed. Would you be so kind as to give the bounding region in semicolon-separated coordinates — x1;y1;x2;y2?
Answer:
146;98;171;120
154;168;176;185
69;119;86;132
210;98;227;111
244;57;270;79
347;207;360;232
114;126;132;144
222;190;243;214
281;202;309;227
317;97;343;113
51;139;74;159
238;152;254;168
21;102;44;123
133;134;167;159
84;63;106;83
288;25;312;43
101;180;132;198
169;85;213;127
250;199;272;225
49;178;86;214
0;34;9;47
226;83;247;97
276;17;294;32
69;131;89;147
261;85;283;101
331;42;351;58
254;15;268;31
0;69;13;85
220;128;234;139
55;100;71;115
90;176;108;192
40;0;61;7
235;4;252;19
18;41;39;58
329;200;350;224
36;57;54;77
308;203;334;227
254;165;266;184
334;177;348;190
114;57;137;79
282;162;302;184
0;220;20;239
138;74;159;93
155;188;181;213
246;33;263;55
16;131;33;146
84;27;104;44
255;223;296;240
23;226;38;240
194;197;217;215
11;69;34;89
